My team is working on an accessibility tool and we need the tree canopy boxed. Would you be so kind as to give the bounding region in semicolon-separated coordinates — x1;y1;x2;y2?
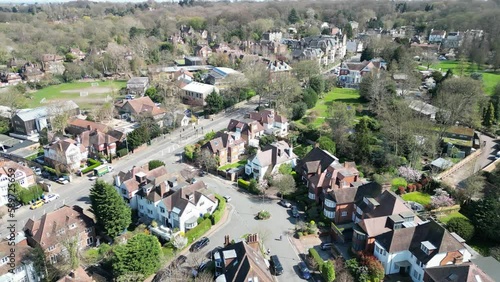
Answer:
112;233;162;278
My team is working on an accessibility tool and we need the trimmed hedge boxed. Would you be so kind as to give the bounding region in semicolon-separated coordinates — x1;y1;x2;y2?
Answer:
211;194;226;225
238;179;249;189
81;159;102;174
308;248;324;270
43;166;58;176
117;148;128;157
237;179;260;195
185;218;212;245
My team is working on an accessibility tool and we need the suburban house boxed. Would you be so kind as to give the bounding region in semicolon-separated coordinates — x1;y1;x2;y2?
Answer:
352;190;421;252
66;118;125;142
126;77;150;97
184;56;204;66
214;234;274;282
0;236;41;282
373;219;471;282
56;266;94;282
0;72;22;85
173;68;194;86
79;129;119;158
245;141;296;181
114;165;168;210
11;100;80;140
205;67;244;87
201;132;246;167
21;63;45;82
296;147;380;225
442;126;479;155
182;82;219;106
266;60;292;73
0;159;36;207
428;29;447;43
44;137;88;173
24;205;97;264
156;181;218;233
114;96;166;125
470;256;500;281
346;40;363;53
69;48;86;61
41;54;65;75
194;45;213;59
424;262;495;282
247;109;288;137
338;60;385;88
227;119;264;147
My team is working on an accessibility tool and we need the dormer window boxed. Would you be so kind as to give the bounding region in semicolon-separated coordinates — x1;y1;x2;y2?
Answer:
420;241;436;254
326;172;332;178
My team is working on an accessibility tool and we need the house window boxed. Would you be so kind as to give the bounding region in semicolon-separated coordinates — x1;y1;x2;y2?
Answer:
87;237;93;246
341;211;347;217
69;223;76;230
148;209;153;215
48;245;56;251
160;207;165;213
215;261;222;268
57;228;65;235
139;205;144;210
85;227;92;233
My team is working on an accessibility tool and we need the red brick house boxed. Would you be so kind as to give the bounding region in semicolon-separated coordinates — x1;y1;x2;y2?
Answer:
201;132;245;167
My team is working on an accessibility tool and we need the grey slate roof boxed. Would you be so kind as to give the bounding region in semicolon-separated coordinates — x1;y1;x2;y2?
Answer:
15;100;79;121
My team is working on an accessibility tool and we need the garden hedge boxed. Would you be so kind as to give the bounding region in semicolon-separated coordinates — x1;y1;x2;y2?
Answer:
185;218;212;245
117;148;128;157
211;194;226;225
43;166;58;176
81;159;102;174
308;248;324;270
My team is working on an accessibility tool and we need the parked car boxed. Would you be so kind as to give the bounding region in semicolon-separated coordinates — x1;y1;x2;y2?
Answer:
223;195;231;202
270;255;283;276
278;199;292;208
89;176;98;181
34;167;42;175
298;261;311;279
30;200;45;210
206;246;223;259
107;166;114;172
190;237;210;252
291;206;299;218
57;178;69;185
8;200;22;210
321;242;333;250
170;255;187;268
192;261;208;277
44;193;60;203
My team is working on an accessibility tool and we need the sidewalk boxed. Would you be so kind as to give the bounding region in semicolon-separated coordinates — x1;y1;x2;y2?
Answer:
144;204;234;282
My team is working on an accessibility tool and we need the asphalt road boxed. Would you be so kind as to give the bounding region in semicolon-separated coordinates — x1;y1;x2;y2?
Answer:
0;101;257;238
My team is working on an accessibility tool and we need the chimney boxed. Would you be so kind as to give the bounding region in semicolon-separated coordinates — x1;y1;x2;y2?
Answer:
87;125;92;130
314;143;320;148
69;271;76;278
277;149;281;157
224;235;230;247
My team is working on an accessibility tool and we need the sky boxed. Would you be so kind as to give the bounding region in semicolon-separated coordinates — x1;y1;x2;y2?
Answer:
0;0;182;3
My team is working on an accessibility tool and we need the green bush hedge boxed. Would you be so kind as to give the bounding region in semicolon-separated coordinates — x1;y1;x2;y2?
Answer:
237;179;261;194
211;194;226;225
185;218;212;245
308;248;324;270
238;179;249;189
17;185;44;204
117;148;128;157
43;166;58;176
81;159;102;174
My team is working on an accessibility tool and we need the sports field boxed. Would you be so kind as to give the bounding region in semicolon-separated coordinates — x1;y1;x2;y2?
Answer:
30;80;127;109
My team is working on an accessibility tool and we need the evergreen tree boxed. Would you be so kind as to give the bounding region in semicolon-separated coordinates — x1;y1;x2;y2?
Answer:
148;160;165;170
205;91;224;114
352;116;373;163
343;23;353;39
321;260;336;282
288;8;299;24
302;88;318;109
90;180;131;239
112;233;162;277
482;102;495;127
360;47;374;62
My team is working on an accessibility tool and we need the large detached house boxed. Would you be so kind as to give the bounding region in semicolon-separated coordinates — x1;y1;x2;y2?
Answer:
424;262;495;282
248;109;288;137
114;96;166;125
227;119;264;147
0;236;41;282
24;206;96;264
0;159;35;207
338;60;385;88
245;141;296;181
374;220;471;282
201;132;246;167
44;138;88;173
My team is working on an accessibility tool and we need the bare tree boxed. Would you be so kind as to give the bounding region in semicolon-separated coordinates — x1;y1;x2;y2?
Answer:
198;149;218;172
272;173;296;199
0;88;28;129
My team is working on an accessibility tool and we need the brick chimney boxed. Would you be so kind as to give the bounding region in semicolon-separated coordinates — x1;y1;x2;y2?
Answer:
224;235;230;247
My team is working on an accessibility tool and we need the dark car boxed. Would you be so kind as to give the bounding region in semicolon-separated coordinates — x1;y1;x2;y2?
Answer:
278;199;292;208
206;246;223;259
170;255;187;268
291;206;299;218
270;255;283;276
320;242;333;250
298;261;311;279
7;200;22;210
190;237;210;252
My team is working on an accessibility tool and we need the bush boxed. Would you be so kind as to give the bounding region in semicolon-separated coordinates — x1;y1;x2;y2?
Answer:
391;178;407;190
257;210;271;220
210;194;226;225
238;178;261;194
308;248;324;270
321;260;336;282
185;218;212;245
81;159;102;174
43;166;58;176
17;185;44;204
297;231;303;238
238;179;249;189
447;217;475;241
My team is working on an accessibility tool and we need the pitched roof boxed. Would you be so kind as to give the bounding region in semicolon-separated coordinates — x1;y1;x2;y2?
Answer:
181;82;216;94
201;132;245;154
227;119;264;135
24;206;94;249
57;266;94;282
425;263;495;282
0;158;34;178
120;166;168;194
331;181;381;204
80;130;118;148
471;256;500;280
127;77;149;84
162;181;216;216
0;239;32;275
251;141;296;168
69;118;110;133
248;109;288;125
296;147;339;175
15;100;79;121
116;96;166;116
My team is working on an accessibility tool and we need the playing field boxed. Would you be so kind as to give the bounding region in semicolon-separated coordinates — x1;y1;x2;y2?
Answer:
30;80;127;109
430;61;500;95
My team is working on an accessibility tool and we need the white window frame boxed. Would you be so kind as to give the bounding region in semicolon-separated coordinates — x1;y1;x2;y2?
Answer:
341;211;347;217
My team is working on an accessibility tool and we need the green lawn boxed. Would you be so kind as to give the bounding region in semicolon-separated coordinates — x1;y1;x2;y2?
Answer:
302;88;363;128
30;80;127;109
429;60;500;95
401;192;432;206
219;159;247;171
437;211;468;224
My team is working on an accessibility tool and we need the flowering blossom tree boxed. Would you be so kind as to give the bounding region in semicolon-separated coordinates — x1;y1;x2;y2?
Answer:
431;194;455;209
398;166;421;182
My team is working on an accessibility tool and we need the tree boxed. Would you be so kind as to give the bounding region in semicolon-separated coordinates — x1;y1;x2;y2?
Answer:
90;180;131;238
145;86;161;103
492;83;500;122
293;60;321;85
288;8;299;24
321;260;336;282
172;234;188;250
309;76;325;96
360;253;384;281
343;23;353;39
328;102;355;157
62;63;83;82
112;234;162;277
482;102;495;127
302;88;318;109
351;116;374;163
0;88;28;129
259;135;276;149
360;46;374;62
462;174;485;203
318;136;336;155
447;217;475;241
198;149;218;171
469;197;500;243
291;102;307;121
47;101;75;135
148;160;165;170
272;174;296;199
205;91;224;115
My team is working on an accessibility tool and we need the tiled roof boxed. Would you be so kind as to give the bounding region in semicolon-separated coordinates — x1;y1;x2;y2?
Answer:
0;239;32;275
0;158;34;178
425;263;495;282
80;130;118;148
57;266;94;282
69;118;110;133
116;96;166;116
162;181;215;216
296;147;339;175
120;166;168;194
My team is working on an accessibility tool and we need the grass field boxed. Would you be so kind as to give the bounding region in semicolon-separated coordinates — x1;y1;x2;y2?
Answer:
437;211;468;224
219;159;247;171
30;80;127;109
401;192;432;206
429;60;500;95
302;88;363;127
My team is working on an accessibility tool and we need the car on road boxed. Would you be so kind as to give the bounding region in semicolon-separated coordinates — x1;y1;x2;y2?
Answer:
169;255;187;268
192;261;208;277
207;246;223;259
44;193;60;203
278;199;292;208
270;255;283;276
298;261;311;279
89;176;98;181
30;200;44;210
223;195;231;202
190;237;210;252
57;178;69;185
8;200;22;210
291;206;299;218
320;242;333;250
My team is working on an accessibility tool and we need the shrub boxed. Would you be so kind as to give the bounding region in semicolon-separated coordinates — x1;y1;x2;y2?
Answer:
238;179;249;189
447;217;475;241
321;260;336;282
185;218;212;245
397;186;406;195
117;148;128;157
359;252;385;281
210;194;226;225
43;166;58;176
257;210;271;220
308;248;324;270
431;194;455;209
297;232;303;238
415;183;423;191
391;178;407;190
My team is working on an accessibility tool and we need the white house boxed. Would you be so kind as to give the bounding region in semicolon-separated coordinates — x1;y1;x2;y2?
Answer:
156;181;218;233
0;237;40;282
247;109;289;137
182;82;219;106
43;138;88;173
245;141;296;181
428;30;447;44
373;220;471;282
0;159;36;207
